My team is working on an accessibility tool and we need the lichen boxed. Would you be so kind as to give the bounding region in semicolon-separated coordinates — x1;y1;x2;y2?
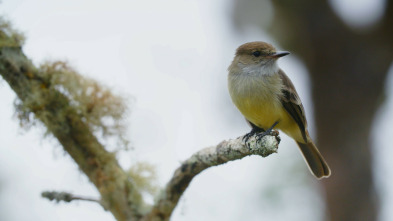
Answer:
127;162;159;197
247;135;279;157
14;60;132;150
0;17;25;47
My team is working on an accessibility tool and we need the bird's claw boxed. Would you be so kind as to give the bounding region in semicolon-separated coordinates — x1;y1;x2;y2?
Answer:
242;132;254;143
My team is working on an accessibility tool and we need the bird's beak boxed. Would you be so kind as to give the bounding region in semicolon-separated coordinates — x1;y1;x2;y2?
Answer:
271;51;290;58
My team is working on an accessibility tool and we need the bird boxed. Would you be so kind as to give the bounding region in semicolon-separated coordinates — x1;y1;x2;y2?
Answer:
227;41;331;179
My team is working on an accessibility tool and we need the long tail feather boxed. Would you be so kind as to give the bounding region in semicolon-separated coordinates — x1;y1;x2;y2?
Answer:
296;141;331;179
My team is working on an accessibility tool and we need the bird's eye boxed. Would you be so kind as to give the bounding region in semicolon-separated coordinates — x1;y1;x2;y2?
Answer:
252;51;261;57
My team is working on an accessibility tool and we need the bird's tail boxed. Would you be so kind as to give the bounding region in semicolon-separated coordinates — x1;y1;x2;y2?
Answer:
296;141;331;179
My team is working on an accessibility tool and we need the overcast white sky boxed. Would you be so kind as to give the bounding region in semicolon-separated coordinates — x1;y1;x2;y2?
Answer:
0;0;392;220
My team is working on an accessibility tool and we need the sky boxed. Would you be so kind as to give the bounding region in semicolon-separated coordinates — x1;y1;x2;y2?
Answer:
0;0;392;221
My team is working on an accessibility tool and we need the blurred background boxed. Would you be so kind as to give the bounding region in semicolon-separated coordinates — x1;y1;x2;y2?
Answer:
0;0;392;220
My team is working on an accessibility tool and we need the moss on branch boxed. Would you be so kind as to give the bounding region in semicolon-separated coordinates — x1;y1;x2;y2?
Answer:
0;17;281;221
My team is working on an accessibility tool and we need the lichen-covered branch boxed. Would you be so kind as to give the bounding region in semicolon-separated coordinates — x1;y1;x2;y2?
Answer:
143;134;280;220
0;20;144;221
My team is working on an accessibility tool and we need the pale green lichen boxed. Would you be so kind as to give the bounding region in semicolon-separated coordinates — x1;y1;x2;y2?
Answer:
1;16;130;150
0;17;25;47
1;16;149;219
14;60;131;150
127;162;159;197
247;135;279;157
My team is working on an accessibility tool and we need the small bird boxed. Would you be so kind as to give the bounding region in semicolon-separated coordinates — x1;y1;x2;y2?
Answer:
228;41;330;179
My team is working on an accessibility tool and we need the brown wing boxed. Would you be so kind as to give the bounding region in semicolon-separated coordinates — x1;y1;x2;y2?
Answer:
278;69;308;142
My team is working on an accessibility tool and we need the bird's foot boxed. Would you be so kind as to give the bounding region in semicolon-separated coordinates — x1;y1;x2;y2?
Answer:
255;129;278;142
243;127;265;144
255;121;279;143
243;131;256;144
243;121;279;148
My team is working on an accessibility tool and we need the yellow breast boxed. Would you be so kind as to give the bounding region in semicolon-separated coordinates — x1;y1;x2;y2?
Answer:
228;61;307;142
228;71;304;142
234;94;303;141
235;94;280;128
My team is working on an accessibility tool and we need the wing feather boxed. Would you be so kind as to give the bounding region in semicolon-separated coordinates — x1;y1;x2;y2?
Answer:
278;69;308;142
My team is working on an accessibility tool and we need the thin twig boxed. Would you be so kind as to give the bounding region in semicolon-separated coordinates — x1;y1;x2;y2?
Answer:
41;191;101;204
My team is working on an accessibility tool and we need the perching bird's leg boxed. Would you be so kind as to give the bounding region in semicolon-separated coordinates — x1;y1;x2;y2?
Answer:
243;127;264;143
243;121;265;144
255;121;279;142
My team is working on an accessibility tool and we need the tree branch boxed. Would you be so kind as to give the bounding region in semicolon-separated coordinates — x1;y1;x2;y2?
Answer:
144;134;280;220
42;191;101;204
1;19;281;221
0;26;144;220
